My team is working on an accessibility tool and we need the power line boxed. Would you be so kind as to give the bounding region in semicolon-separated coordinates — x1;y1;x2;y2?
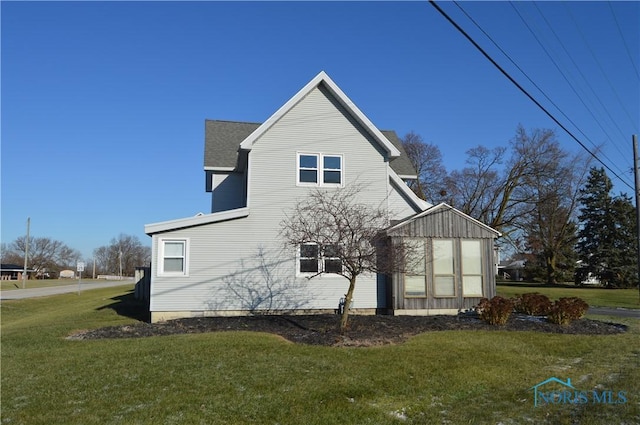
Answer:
607;1;640;81
428;0;634;191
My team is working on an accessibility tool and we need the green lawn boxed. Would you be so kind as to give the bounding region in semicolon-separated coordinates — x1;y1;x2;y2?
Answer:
2;287;639;424
497;282;640;309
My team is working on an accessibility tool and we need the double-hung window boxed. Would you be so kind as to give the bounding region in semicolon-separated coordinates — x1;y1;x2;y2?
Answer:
298;243;342;275
297;153;343;186
160;239;189;276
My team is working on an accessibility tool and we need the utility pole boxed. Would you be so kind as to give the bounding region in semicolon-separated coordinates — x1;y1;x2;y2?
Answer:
22;217;30;289
634;135;640;303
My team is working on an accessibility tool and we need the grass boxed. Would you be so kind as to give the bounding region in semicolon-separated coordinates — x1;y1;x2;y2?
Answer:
2;287;639;424
497;282;640;309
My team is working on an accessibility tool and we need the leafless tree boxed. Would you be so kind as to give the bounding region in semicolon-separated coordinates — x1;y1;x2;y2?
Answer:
401;131;448;203
3;236;81;276
280;185;414;331
93;234;150;277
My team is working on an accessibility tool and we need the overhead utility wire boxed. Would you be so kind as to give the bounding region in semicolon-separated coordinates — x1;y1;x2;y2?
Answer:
454;0;626;179
428;0;633;191
530;1;630;161
607;1;640;81
564;2;638;130
516;2;629;173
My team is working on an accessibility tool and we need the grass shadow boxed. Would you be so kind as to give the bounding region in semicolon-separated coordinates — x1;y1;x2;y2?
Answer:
97;290;150;322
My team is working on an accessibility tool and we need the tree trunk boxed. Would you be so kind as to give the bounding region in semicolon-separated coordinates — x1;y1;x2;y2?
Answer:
340;276;357;332
546;253;557;285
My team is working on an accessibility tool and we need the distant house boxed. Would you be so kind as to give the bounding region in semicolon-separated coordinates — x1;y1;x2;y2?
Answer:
144;71;500;323
0;264;33;281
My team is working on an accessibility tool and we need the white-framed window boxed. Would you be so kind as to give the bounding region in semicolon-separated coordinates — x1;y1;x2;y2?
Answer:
298;243;343;275
297;153;343;186
433;239;455;297
159;238;189;276
461;239;483;297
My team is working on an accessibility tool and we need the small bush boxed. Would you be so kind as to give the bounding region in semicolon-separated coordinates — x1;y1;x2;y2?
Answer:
475;296;514;325
513;293;552;316
547;297;589;325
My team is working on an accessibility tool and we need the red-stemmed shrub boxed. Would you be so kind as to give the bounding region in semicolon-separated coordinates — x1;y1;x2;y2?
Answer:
475;296;514;325
513;293;553;316
547;297;589;325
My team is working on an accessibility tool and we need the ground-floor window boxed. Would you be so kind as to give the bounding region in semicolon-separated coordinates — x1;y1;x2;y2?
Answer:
159;238;189;276
298;243;343;275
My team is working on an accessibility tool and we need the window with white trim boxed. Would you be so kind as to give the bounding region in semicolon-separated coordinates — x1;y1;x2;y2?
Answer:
159;239;188;276
297;153;343;186
461;240;483;296
298;243;343;275
433;239;455;297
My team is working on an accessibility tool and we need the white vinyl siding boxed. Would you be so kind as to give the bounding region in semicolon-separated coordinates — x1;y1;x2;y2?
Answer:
149;85;396;314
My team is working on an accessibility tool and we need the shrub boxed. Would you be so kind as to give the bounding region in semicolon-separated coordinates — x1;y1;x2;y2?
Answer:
513;293;552;316
475;296;514;325
547;297;589;325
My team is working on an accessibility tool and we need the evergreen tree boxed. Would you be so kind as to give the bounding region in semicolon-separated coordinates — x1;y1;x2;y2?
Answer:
577;167;638;287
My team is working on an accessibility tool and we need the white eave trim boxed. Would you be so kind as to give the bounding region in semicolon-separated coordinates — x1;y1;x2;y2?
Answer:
239;71;401;158
145;207;250;235
388;167;431;212
397;174;418;180
204;166;236;172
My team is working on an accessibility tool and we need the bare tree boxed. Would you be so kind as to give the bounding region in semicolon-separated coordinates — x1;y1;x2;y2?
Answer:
3;236;81;276
280;185;413;331
93;234;150;277
401;131;448;203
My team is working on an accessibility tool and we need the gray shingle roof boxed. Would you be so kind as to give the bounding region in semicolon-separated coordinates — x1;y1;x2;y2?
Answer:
204;120;417;177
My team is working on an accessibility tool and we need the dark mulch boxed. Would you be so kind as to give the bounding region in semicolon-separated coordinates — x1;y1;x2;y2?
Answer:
67;313;627;347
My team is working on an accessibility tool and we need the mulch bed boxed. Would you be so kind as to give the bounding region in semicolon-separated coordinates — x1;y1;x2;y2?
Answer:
67;313;627;347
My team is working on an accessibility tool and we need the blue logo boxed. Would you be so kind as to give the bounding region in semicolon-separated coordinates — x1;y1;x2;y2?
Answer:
530;377;627;407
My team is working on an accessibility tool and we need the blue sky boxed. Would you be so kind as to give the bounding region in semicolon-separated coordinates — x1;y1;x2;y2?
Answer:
2;1;639;258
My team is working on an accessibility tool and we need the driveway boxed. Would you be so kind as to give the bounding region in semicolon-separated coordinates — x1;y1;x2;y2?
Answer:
588;306;640;318
0;280;135;300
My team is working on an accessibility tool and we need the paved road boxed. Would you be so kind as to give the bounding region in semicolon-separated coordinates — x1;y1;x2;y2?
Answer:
0;280;135;300
588;306;640;318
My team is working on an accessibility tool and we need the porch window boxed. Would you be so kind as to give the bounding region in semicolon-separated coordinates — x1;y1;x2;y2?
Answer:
462;240;483;296
160;239;189;276
433;239;455;297
404;239;426;297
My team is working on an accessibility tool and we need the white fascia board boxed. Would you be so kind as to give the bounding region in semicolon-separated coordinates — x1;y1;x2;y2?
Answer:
397;174;418;180
204;166;235;172
145;207;250;235
239;71;401;157
388;167;431;212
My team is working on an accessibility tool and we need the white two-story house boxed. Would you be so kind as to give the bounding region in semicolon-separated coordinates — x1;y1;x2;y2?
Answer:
144;72;500;323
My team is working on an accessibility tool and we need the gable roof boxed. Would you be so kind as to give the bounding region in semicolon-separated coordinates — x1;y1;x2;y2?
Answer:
239;71;400;156
205;120;417;178
386;203;501;238
204;71;417;177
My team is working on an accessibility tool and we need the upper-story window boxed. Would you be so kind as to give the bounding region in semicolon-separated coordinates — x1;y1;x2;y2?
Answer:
297;153;343;186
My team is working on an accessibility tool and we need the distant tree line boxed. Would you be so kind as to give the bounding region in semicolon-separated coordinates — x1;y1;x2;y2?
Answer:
402;125;638;287
1;233;150;278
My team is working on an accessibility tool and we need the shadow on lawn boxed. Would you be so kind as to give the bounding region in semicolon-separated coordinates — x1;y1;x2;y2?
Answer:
97;290;150;322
